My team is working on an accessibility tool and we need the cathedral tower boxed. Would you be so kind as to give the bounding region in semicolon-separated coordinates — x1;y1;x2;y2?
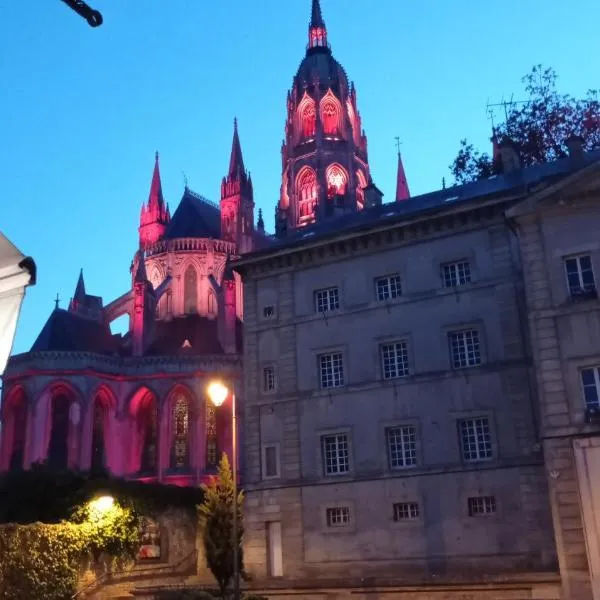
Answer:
220;119;255;254
139;152;170;250
276;0;371;236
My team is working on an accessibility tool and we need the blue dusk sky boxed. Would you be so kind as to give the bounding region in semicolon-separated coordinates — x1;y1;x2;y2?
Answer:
2;0;599;354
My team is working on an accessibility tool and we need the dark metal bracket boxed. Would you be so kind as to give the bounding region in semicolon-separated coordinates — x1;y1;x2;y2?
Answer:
60;0;103;27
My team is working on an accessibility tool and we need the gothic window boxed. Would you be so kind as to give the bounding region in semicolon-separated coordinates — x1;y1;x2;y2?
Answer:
184;265;197;314
326;164;348;199
296;167;318;222
48;395;70;469
321;92;342;136
298;94;316;139
208;291;216;316
90;400;106;471
356;169;368;211
171;395;190;469
140;398;157;473
9;396;28;471
206;402;218;469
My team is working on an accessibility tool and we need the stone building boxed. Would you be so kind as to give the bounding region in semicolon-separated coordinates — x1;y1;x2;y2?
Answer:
0;122;266;485
507;145;600;600
236;129;600;597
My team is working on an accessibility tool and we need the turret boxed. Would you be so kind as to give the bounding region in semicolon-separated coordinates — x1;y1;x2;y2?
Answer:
220;119;255;254
139;152;170;250
395;150;410;202
132;252;156;356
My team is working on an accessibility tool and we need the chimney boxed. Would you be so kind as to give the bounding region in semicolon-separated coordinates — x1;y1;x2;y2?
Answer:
498;139;521;173
566;134;584;160
363;178;383;208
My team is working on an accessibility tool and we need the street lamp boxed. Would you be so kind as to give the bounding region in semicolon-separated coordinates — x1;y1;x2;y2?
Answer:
206;380;239;600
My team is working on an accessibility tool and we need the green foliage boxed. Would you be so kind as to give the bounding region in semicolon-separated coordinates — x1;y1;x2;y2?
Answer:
0;463;204;599
0;462;202;524
450;65;600;184
199;454;244;598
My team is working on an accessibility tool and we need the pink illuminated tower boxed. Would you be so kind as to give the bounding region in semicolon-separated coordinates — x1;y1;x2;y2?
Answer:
275;0;373;235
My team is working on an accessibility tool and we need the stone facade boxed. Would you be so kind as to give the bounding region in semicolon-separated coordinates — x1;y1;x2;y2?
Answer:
507;159;600;600
237;192;563;599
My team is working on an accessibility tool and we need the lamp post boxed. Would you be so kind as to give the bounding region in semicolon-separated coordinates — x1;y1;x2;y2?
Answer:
207;380;239;600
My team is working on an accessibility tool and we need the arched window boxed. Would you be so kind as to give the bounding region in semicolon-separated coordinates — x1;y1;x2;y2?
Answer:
48;395;70;469
320;91;342;136
139;398;157;473
296;167;318;222
208;291;216;316
90;400;106;471
6;391;28;471
356;169;368;211
184;265;197;314
171;395;190;469
326;164;348;199
206;402;218;469
298;93;316;139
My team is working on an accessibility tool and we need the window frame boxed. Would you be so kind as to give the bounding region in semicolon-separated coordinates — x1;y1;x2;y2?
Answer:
318;351;345;390
321;432;351;476
467;495;497;517
392;501;421;522
564;254;596;299
375;274;402;302
441;260;472;288
261;365;277;395
580;366;600;409
386;425;418;469
325;506;351;528
314;286;341;313
459;416;494;463
261;443;281;480
448;328;482;369
380;339;410;380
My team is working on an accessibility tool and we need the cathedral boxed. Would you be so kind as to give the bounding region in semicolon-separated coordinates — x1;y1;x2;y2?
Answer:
0;0;408;483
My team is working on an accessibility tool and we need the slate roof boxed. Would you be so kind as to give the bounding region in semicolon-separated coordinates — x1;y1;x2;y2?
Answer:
164;188;221;239
146;315;243;356
242;150;600;259
31;309;120;354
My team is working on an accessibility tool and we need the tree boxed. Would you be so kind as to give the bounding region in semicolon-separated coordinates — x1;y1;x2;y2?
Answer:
450;65;600;184
199;454;244;599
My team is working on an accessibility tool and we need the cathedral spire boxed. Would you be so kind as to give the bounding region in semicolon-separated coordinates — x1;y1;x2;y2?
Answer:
228;118;246;179
308;0;328;49
148;151;164;210
395;151;410;202
68;269;86;313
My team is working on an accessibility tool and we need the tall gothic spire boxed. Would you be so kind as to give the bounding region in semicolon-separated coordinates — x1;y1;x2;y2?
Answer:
228;118;246;178
148;151;165;210
395;151;410;202
308;0;328;49
68;269;86;312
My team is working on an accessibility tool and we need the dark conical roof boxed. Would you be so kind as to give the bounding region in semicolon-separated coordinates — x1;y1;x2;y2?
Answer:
310;0;325;28
164;188;221;239
228;118;246;178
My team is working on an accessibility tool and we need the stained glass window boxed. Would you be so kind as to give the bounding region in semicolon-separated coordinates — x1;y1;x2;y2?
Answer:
300;99;316;138
9;398;27;471
184;266;197;314
297;168;317;221
48;395;70;469
326;164;347;199
140;399;157;472
90;401;105;471
321;97;340;135
206;403;218;469
171;396;190;469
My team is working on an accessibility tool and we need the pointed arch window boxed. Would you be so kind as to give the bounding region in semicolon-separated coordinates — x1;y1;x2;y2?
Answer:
356;170;368;211
171;395;190;469
7;393;28;471
184;265;197;314
298;94;316;139
296;167;318;222
206;402;218;469
90;400;106;471
140;398;157;473
48;395;70;470
320;91;342;136
326;164;348;199
208;291;216;316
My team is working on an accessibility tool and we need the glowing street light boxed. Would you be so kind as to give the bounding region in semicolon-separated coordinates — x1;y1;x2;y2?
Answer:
89;495;114;516
206;379;239;600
